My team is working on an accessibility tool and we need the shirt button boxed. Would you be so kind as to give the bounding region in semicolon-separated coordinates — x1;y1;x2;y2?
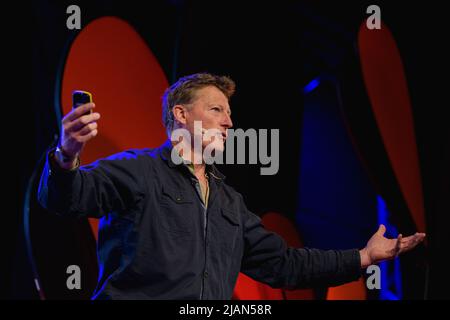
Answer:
204;271;209;278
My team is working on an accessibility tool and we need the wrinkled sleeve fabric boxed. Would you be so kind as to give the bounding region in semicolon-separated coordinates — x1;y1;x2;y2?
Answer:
38;148;146;219
240;203;362;289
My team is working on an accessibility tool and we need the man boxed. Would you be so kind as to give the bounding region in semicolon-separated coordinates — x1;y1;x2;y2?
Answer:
38;73;425;300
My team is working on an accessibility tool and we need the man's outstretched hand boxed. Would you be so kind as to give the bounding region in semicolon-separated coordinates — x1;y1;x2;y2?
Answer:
359;224;426;268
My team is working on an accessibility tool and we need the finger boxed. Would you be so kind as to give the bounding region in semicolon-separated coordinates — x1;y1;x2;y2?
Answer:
400;234;415;242
395;234;402;255
78;129;98;142
64;103;96;122
68;112;101;132
77;122;98;136
400;234;419;243
399;234;425;253
401;233;425;246
377;224;386;236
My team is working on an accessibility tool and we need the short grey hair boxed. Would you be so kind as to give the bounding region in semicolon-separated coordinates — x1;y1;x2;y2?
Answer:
162;73;235;137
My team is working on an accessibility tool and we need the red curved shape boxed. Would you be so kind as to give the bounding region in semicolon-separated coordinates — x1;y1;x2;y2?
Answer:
61;17;169;238
326;277;366;300
358;21;426;232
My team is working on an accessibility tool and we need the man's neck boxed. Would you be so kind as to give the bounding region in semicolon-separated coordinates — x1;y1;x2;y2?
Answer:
172;140;207;178
192;163;207;180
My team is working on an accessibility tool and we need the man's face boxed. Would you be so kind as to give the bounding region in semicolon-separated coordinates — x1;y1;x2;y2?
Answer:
183;86;233;152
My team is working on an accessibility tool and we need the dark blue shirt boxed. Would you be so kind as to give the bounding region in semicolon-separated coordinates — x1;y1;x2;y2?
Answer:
38;139;361;299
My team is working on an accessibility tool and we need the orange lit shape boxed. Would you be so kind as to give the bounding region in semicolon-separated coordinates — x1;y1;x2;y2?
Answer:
61;17;169;238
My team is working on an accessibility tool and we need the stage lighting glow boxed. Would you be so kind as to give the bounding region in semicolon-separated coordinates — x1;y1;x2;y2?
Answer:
303;77;320;94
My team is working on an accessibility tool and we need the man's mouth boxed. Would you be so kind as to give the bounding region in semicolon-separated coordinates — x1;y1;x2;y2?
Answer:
201;128;227;141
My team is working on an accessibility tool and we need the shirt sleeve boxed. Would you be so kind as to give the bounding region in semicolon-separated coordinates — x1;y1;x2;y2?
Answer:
37;148;146;218
240;205;362;289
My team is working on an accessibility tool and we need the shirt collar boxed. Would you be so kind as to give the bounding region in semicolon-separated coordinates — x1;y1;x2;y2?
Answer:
159;139;226;181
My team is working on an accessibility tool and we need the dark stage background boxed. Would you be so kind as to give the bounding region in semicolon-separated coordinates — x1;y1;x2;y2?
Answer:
7;0;449;300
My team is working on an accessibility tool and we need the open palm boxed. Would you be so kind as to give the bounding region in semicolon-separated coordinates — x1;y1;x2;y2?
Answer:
360;224;426;268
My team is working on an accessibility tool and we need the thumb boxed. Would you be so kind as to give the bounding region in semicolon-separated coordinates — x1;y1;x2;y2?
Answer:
377;224;386;236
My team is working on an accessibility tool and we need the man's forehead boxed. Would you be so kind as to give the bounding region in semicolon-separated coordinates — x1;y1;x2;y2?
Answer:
194;86;230;107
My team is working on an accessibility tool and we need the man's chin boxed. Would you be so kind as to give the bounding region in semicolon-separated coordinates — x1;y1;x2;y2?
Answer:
213;142;225;153
203;140;225;157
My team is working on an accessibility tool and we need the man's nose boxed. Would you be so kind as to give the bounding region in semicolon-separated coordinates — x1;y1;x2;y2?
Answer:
223;113;233;128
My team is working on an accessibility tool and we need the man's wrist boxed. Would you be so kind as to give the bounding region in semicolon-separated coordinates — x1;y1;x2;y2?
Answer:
359;248;371;269
55;144;75;161
53;147;80;170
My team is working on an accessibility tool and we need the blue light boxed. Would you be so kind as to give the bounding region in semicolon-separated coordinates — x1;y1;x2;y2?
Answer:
303;77;320;94
377;195;403;300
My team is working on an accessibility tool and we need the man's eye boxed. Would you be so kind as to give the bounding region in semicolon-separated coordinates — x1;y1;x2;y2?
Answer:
212;107;221;111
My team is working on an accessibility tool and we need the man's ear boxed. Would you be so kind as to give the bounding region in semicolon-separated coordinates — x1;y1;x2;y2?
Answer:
172;105;187;125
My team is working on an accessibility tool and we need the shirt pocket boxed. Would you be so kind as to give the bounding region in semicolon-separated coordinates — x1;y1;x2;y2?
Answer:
220;208;241;253
158;185;195;236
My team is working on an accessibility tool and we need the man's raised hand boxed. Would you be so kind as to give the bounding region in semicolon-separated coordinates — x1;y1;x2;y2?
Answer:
56;103;100;169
